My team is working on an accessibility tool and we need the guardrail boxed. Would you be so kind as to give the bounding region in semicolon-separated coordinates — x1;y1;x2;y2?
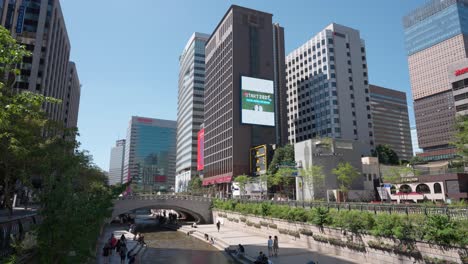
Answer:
118;194;212;203
232;199;468;219
0;214;40;258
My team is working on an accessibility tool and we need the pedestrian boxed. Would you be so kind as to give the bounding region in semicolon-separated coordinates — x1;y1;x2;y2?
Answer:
273;236;279;257
127;249;137;264
254;251;264;264
108;233;117;256
236;244;245;257
216;220;221;232
267;236;273;257
210;237;215;245
138;233;146;246
102;242;111;264
120;233;126;242
116;238;121;254
119;243;127;264
204;233;209;241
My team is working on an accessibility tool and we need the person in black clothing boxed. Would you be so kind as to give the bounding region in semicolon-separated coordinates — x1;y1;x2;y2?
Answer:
216;220;221;232
236;244;245;257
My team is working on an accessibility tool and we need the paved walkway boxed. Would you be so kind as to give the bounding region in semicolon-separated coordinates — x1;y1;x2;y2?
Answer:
96;225;146;264
182;224;362;264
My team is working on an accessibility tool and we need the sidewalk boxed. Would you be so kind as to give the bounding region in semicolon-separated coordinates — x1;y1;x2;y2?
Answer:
96;225;146;264
181;224;363;264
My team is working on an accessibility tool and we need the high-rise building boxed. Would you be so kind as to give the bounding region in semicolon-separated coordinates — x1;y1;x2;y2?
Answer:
203;6;285;193
0;0;80;129
403;0;468;160
176;32;209;189
123;116;177;193
285;23;373;151
273;23;288;146
369;84;413;161
108;139;126;186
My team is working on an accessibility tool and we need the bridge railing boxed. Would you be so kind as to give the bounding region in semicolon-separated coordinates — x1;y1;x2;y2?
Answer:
117;194;212;203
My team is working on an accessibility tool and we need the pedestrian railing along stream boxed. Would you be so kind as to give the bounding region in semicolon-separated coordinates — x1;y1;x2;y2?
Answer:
117;194;212;203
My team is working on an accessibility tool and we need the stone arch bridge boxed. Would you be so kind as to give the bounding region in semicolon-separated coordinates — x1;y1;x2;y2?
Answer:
112;195;213;224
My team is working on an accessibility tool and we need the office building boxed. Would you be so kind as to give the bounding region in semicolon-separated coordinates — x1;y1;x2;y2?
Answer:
176;32;209;189
108;139;126;186
123;116;176;193
0;0;80;129
203;6;285;193
294;138;371;201
273;23;289;146
411;126;423;155
285;23;374;151
403;0;468;160
369;85;413;161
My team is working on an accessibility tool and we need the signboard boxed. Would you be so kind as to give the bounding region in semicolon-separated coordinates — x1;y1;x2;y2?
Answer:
154;175;167;183
137;117;153;124
197;128;205;171
455;67;468;76
241;76;275;126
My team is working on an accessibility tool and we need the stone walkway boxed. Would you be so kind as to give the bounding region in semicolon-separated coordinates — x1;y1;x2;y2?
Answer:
96;225;146;264
180;224;363;264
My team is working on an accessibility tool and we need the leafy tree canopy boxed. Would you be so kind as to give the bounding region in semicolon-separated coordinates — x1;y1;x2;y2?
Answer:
268;144;294;175
372;144;400;165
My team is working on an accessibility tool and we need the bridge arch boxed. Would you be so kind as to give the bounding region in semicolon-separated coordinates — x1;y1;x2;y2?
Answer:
112;195;213;224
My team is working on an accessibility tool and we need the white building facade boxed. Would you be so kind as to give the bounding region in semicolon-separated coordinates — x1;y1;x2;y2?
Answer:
285;23;374;148
175;32;209;187
108;139;125;186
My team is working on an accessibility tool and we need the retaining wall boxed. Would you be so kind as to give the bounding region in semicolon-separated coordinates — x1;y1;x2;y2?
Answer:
213;210;467;264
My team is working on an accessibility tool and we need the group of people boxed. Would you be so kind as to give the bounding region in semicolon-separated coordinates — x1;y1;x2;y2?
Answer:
267;236;279;257
102;233;138;264
133;232;146;246
254;251;274;264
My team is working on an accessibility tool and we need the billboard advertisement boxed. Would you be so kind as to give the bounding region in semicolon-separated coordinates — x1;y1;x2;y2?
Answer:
241;76;275;126
197;128;205;171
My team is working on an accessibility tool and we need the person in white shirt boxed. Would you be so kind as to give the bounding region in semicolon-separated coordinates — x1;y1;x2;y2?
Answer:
267;236;273;257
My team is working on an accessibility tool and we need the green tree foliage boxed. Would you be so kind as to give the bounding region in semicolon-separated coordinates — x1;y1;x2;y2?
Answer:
372;144;400;165
267;144;294;175
234;174;250;198
269;167;295;198
300;165;325;199
0;26;117;263
331;162;360;202
187;176;202;194
423;215;463;246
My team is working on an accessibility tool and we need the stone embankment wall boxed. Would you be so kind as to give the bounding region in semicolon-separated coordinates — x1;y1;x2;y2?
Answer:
213;210;466;264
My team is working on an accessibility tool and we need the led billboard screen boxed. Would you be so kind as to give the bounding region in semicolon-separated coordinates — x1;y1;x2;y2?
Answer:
197;128;205;171
241;76;275;126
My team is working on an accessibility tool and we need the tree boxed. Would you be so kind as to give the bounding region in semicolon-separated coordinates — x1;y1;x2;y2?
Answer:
372;144;400;165
409;156;425;166
187;176;202;194
300;165;325;200
234;175;250;198
453;115;468;162
332;162;360;202
267;144;294;175
269;167;295;198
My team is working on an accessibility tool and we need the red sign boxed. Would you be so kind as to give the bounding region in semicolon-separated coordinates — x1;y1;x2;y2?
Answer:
202;175;232;186
455;67;468;76
197;128;205;171
154;175;167;182
137;117;153;124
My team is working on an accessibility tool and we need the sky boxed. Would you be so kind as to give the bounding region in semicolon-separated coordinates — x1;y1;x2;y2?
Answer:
60;0;427;170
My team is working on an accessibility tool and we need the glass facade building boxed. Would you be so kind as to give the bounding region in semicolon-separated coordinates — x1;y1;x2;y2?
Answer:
404;0;468;55
404;0;468;159
123;117;176;193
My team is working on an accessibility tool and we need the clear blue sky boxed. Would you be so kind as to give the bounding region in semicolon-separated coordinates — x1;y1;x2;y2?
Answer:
60;0;426;170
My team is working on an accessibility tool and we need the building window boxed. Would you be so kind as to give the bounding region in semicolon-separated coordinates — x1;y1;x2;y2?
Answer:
434;183;442;194
416;184;431;194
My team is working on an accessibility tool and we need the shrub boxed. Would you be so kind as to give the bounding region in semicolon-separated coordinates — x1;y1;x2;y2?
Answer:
371;213;403;237
254;223;261;229
288;230;300;238
288;207;307;222
423;256;458;264
367;240;394;252
423;215;460;246
346;241;366;252
310;207;331;227
312;235;329;243
246;221;254;227
268;223;277;229
261;202;272;217
299;228;313;236
259;221;269;227
278;228;288;234
328;238;347;247
240;217;247;223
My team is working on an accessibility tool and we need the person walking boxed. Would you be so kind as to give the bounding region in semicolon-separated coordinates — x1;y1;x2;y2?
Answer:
267;236;273;257
273;236;279;257
109;233;117;256
119;243;127;264
216;220;221;232
102;242;111;264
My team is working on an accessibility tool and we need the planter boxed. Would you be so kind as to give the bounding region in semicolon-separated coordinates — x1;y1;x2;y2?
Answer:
299;228;313;236
278;228;288;235
260;221;269;227
312;235;329;243
268;223;277;229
